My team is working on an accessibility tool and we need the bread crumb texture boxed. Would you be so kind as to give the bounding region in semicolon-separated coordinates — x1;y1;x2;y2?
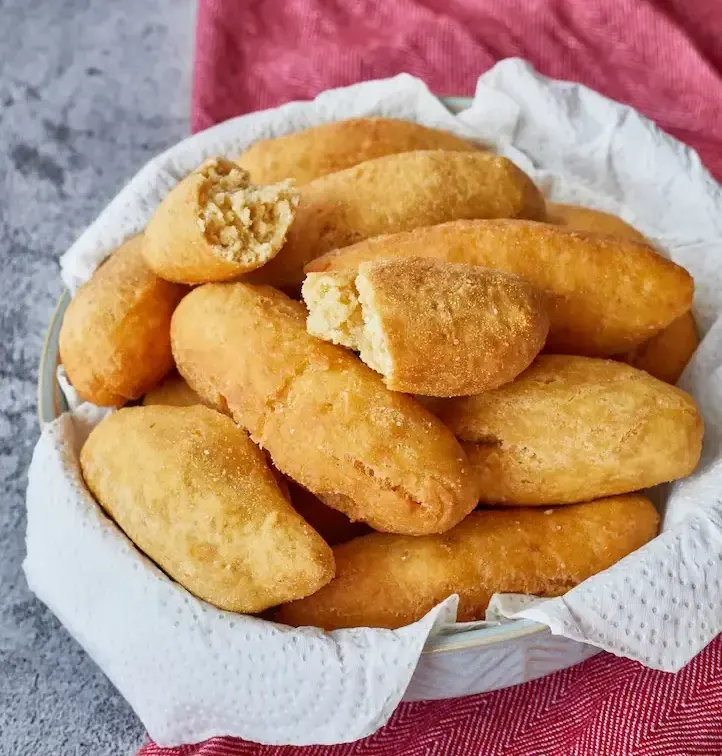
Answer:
303;271;364;349
197;157;299;264
302;270;393;377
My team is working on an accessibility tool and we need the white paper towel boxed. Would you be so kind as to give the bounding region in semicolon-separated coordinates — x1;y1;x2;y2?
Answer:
25;59;722;746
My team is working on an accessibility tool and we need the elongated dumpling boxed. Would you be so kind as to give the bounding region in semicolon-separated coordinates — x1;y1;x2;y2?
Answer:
80;405;334;612
433;355;703;506
59;235;187;406
245;150;545;289
237;117;481;184
544;205;699;381
276;495;659;630
171;282;478;535
143;157;299;284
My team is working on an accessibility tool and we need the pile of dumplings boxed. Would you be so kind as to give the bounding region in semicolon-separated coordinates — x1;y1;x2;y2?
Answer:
59;118;703;630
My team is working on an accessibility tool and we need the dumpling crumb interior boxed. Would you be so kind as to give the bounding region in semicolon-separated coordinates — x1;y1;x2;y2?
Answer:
197;157;299;265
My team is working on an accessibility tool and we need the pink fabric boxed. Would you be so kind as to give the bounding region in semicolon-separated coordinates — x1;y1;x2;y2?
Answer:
146;2;722;752
191;0;722;180
140;636;722;755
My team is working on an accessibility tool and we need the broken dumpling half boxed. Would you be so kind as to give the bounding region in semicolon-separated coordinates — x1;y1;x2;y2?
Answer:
302;257;550;397
143;156;299;284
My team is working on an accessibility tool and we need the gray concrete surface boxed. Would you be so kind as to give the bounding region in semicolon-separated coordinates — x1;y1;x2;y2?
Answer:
1;1;196;753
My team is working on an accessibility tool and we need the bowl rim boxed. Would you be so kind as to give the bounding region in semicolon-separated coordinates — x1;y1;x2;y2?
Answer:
38;94;548;654
38;289;71;427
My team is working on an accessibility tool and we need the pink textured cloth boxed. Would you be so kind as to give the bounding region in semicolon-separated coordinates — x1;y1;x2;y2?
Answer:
191;0;722;180
144;1;722;752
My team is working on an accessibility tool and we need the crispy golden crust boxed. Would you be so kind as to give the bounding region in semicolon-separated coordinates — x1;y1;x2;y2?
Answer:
80;406;335;612
547;203;650;244
307;219;694;356
434;355;703;506
286;480;369;546
276;494;659;629
237;118;481;185
303;257;549;396
245;151;546;290
58;235;187;406
171;282;478;535
547;205;700;381
618;311;699;384
142;371;215;409
143;157;299;284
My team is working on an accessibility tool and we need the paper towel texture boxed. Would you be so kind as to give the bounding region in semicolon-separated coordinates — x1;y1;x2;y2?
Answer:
26;60;722;745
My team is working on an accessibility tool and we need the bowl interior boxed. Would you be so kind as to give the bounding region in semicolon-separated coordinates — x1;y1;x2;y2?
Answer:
38;95;547;653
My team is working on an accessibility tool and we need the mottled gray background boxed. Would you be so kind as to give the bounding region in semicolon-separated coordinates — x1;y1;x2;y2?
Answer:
1;1;196;753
